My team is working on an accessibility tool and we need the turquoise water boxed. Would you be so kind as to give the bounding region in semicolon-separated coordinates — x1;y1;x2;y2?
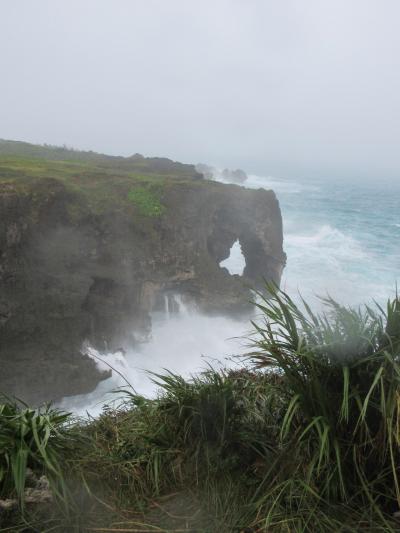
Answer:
247;175;400;307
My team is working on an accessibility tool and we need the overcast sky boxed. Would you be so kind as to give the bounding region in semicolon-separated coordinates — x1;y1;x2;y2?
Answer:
1;0;400;181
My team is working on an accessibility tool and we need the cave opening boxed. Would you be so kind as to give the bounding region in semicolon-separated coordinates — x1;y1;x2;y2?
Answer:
219;239;246;276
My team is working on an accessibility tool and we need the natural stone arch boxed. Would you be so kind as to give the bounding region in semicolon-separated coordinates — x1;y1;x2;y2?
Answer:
219;239;246;276
206;189;285;288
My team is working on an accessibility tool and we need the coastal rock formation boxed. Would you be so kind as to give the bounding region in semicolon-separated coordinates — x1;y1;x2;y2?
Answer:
0;142;285;403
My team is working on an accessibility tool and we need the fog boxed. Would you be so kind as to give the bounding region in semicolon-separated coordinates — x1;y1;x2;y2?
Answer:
1;0;400;181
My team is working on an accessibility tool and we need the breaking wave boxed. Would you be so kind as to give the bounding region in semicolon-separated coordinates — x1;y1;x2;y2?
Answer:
286;224;366;263
59;307;250;417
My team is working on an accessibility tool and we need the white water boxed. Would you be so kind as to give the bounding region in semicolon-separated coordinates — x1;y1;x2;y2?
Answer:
61;227;253;416
59;303;251;417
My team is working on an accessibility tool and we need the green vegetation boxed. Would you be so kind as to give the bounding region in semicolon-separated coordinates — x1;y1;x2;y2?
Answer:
0;139;201;179
0;156;177;218
0;399;69;507
0;140;202;219
2;287;400;531
128;185;165;217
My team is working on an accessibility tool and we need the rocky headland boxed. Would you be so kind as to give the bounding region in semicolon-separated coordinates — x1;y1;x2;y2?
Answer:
0;140;285;403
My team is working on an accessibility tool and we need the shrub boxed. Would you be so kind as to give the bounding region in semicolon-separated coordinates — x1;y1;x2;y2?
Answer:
0;398;70;508
71;371;271;500
248;285;400;530
127;185;165;216
67;287;400;530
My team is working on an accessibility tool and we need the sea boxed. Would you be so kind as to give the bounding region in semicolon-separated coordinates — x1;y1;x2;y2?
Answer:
60;174;400;415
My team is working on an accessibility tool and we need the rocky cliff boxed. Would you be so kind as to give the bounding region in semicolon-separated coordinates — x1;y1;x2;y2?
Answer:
0;142;286;403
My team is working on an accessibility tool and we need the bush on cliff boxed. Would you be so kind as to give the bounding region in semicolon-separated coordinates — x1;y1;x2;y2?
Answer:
2;287;400;531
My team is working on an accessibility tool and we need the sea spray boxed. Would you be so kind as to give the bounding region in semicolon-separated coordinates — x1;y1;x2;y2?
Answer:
59;301;251;416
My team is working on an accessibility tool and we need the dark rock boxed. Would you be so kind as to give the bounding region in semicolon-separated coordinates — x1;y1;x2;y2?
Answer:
0;172;285;404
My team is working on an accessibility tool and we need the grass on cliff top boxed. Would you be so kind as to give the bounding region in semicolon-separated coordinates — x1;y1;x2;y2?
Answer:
0;155;197;217
2;286;400;531
0;139;201;179
0;143;228;221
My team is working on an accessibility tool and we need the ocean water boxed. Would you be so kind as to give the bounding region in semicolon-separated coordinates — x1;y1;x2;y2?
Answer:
244;174;400;307
61;175;400;415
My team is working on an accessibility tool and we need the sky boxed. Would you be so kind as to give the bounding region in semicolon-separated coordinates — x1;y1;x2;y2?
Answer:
1;0;400;181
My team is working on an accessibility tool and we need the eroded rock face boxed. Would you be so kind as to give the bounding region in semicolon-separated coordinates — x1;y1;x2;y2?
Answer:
0;178;285;404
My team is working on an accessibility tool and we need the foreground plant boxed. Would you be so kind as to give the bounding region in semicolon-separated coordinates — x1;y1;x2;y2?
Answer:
62;288;400;531
0;397;70;509
249;285;400;531
3;287;400;531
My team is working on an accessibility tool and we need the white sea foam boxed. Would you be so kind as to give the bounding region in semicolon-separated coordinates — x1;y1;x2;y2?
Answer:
246;174;311;194
211;168;318;195
285;224;366;263
280;223;392;307
59;309;250;417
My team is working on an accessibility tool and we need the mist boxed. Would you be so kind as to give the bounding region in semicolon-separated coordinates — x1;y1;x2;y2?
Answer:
2;0;400;182
59;299;251;417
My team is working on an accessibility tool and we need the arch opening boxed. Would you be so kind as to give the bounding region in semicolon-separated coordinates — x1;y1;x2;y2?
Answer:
219;239;246;276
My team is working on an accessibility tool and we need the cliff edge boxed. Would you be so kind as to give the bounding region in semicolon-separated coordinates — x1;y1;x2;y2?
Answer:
0;141;286;403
